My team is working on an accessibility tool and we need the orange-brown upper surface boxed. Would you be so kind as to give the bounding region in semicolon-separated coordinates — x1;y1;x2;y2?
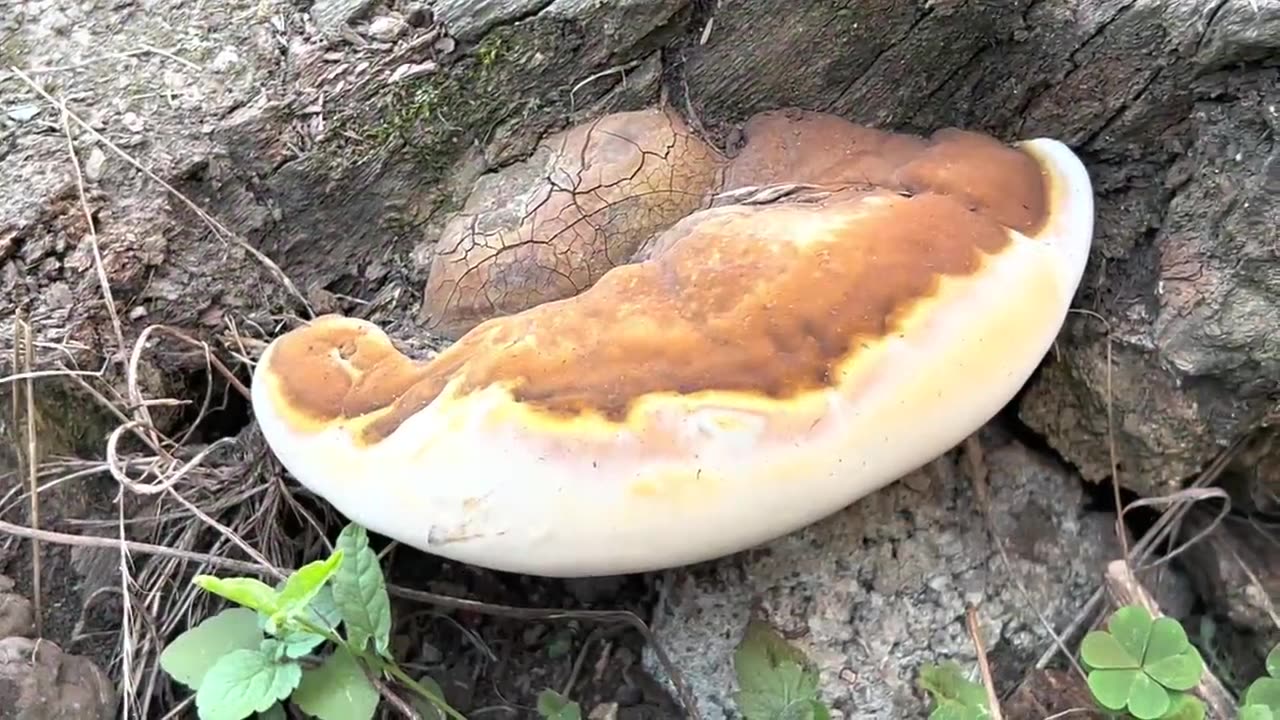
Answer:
724;109;1048;235
265;110;1056;445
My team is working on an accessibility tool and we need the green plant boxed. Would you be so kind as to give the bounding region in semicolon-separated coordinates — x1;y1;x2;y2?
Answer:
536;689;583;720
731;619;831;720
916;661;990;719
159;523;462;720
1079;605;1206;720
1239;644;1280;719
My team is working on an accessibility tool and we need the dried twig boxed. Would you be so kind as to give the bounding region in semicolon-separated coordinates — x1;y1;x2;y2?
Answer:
965;605;1003;720
16;315;43;637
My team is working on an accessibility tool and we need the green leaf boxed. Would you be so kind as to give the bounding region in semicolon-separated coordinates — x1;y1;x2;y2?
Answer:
1142;617;1203;691
1268;644;1280;679
1161;693;1205;720
1245;677;1280;711
160;608;264;691
194;576;281;615
1241;706;1276;720
332;524;393;656
292;646;380;720
928;700;989;720
261;584;339;657
409;676;450;720
1144;646;1204;691
731;620;827;720
536;689;582;720
1087;668;1141;711
1107;606;1154;665
194;648;302;720
257;703;287;720
275;550;344;620
1145;617;1190;662
1125;672;1170;720
917;661;989;713
1081;630;1141;669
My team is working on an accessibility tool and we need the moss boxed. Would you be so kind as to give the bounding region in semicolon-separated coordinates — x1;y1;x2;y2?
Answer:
324;19;591;200
0;31;28;68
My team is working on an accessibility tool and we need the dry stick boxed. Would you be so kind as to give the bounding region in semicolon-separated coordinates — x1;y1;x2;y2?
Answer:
964;605;1003;720
17;316;43;638
117;492;137;720
59;97;127;364
1102;560;1237;717
0;519;283;579
1225;543;1280;630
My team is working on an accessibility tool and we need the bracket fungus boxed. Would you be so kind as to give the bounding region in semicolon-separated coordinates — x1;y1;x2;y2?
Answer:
251;109;1095;578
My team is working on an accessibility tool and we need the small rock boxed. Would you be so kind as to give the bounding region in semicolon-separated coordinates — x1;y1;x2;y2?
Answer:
389;61;438;84
0;594;34;638
310;0;377;35
45;282;75;308
614;684;642;706
406;4;433;27
5;105;40;123
433;35;456;56
588;703;618;720
418;641;443;664
83;147;106;182
367;14;407;42
210;46;241;72
0;637;115;720
120;111;144;133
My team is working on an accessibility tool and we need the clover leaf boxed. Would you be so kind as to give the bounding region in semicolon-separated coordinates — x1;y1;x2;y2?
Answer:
1079;605;1205;720
917;661;990;719
1238;642;1280;717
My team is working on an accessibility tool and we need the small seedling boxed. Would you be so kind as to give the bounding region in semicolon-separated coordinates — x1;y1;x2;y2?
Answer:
731;619;831;720
159;523;462;720
1079;605;1206;720
1239;644;1280;720
916;661;991;719
536;689;583;720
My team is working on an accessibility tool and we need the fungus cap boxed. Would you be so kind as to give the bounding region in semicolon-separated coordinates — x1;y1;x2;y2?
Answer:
250;133;1094;577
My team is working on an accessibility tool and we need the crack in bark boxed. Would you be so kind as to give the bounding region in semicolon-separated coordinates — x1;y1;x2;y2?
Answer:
825;6;934;114
1192;0;1233;61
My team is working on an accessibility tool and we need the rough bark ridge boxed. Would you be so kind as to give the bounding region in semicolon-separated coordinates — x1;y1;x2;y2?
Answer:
1;0;1278;717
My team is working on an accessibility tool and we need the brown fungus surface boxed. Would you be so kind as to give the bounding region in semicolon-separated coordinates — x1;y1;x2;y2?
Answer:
263;112;1054;447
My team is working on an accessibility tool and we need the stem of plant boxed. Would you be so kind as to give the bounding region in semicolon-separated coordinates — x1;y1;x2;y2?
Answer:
293;617;466;720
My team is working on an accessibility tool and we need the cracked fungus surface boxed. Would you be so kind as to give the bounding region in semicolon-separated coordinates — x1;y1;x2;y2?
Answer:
264;109;1052;446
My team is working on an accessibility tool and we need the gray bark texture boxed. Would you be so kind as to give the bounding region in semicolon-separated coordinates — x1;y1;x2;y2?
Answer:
2;0;1278;718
